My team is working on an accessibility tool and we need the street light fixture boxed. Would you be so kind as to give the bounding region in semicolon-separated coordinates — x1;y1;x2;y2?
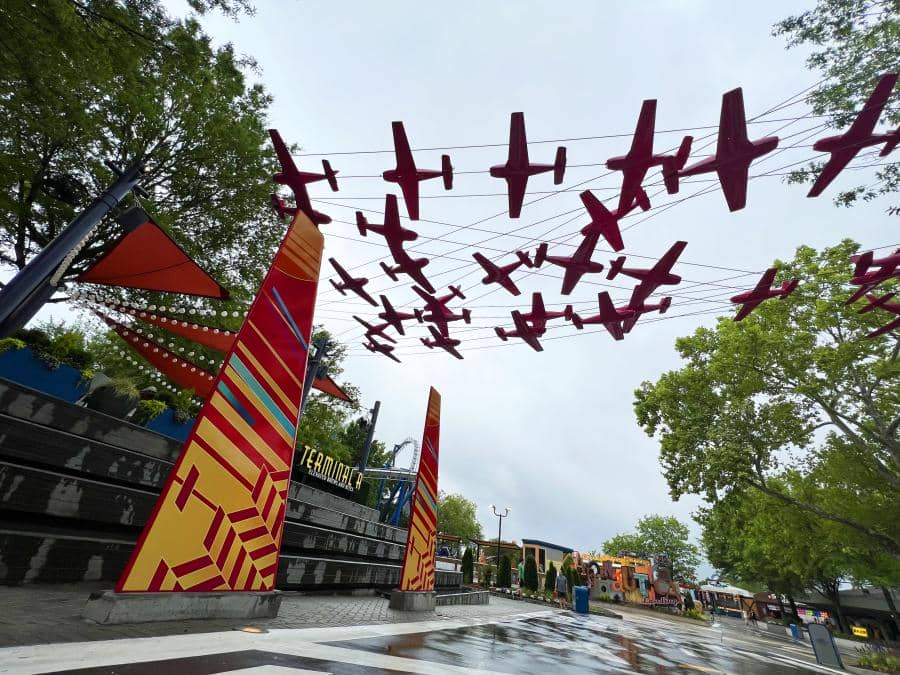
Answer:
490;504;511;581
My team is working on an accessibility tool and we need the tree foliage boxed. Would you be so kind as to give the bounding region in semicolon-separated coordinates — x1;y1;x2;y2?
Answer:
635;241;900;556
602;514;701;582
773;0;899;206
0;0;279;293
524;554;539;592
544;560;557;593
436;492;483;541
461;547;474;585
497;554;511;588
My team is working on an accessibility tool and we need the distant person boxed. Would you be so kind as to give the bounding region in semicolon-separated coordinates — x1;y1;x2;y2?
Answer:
517;560;525;590
437;545;450;557
555;570;568;609
749;611;758;629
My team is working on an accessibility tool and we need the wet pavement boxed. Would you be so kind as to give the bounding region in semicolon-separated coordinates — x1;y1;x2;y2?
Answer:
0;601;854;674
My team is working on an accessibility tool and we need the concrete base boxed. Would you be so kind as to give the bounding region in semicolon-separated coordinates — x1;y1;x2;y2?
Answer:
81;590;282;624
389;589;435;611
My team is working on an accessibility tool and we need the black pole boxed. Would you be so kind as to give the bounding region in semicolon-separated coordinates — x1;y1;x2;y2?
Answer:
491;505;509;576
298;337;330;421
0;160;146;337
357;400;381;472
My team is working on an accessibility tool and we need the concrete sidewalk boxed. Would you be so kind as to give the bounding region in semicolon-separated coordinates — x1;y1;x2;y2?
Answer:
0;582;528;647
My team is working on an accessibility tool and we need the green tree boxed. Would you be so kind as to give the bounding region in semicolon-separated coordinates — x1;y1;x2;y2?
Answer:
524;554;539;592
436;492;483;541
773;0;899;206
461;547;474;585
544;561;557;594
634;241;900;556
497;554;511;588
602;514;701;582
0;0;279;295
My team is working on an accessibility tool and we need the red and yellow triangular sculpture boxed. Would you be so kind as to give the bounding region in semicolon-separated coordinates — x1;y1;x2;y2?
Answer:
398;387;441;592
116;210;323;592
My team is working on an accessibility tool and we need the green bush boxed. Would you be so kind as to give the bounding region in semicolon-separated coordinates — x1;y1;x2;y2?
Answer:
524;554;539;591
462;548;474;584
133;399;167;423
544;561;557;593
856;646;900;673
497;555;511;588
481;565;493;588
683;607;708;622
14;326;93;370
0;337;26;354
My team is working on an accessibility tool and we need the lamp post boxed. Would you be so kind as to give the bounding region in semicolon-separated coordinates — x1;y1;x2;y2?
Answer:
489;504;510;579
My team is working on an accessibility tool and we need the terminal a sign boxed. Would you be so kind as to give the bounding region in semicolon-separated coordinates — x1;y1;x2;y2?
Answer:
297;445;363;492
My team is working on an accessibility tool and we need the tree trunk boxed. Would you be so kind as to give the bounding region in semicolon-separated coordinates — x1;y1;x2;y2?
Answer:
823;582;848;634
882;587;899;639
788;594;799;621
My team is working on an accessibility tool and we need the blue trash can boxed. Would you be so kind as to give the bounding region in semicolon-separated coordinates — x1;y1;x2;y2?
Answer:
574;586;589;614
789;623;802;641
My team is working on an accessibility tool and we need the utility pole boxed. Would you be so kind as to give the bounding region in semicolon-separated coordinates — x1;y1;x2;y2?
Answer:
490;504;511;578
298;336;331;421
0;160;147;337
357;400;381;472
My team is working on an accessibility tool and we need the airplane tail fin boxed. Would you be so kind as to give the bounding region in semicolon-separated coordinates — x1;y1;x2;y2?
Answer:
441;154;453;190
356;211;369;237
879;132;899;157
553;146;567;185
515;250;534;268
462;308;472;324
380;261;399;281
494;326;508;341
674;136;693;170
607;256;626;280
659;296;672;314
449;285;466;300
414;309;424;323
859;293;895;313
534;243;548;268
322;159;339;192
564;305;575;321
852;250;874;277
781;279;800;298
597;291;617;320
329;279;346;295
571;313;584;330
419;337;431;348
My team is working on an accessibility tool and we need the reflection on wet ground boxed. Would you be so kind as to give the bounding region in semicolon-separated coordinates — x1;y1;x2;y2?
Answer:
329;612;815;673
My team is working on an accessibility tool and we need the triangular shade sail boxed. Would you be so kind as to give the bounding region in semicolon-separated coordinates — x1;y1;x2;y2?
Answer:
96;311;215;398
78;207;229;299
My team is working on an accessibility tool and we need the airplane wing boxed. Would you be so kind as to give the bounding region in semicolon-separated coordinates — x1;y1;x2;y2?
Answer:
560;267;582;295
847;73;898;139
734;300;761;321
398;180;421;221
511;311;543;352
867;315;900;339
268;129;296;174
506;176;528;219
653;241;688;275
508;112;529;167
604;321;625;341
717;161;749;211
444;343;464;360
630;99;656;158
621;314;639;334
412;285;440;312
355;287;378;306
719;88;749;150
752;267;778;294
807;150;856;197
391;121;415;171
472;252;498;279
328;258;352;283
581;191;624;251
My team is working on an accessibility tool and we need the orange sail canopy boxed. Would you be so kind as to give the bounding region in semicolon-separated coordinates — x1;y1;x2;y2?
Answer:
78;207;229;299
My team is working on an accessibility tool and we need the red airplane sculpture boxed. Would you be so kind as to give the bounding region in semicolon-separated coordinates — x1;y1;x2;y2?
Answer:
729;267;799;321
357;195;435;292
420;325;464;359
534;231;605;295
607;240;688;303
517;291;574;332
353;316;397;343
472;250;534;296
412;285;471;336
621;289;672;333
808;73;899;198
677;88;779;212
363;338;401;363
571;291;635;341
382;121;453;220
490;112;566;218
268;129;335;225
377;295;418;336
606;100;693;214
857;293;900;338
328;258;377;306
494;310;547;352
494;293;574;352
847;248;900;304
578;191;628;252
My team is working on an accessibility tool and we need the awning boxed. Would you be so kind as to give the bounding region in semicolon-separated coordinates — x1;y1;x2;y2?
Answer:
78;207;229;299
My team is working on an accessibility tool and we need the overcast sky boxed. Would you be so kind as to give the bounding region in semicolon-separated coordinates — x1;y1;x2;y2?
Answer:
45;1;898;576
